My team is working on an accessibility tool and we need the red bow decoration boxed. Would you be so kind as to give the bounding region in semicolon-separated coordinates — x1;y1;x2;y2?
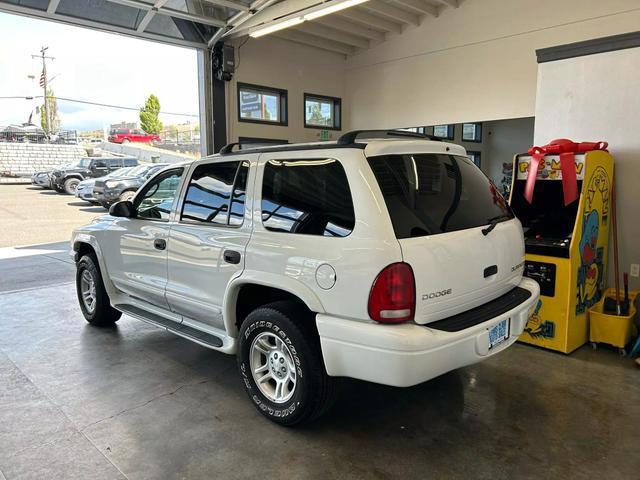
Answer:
524;139;608;205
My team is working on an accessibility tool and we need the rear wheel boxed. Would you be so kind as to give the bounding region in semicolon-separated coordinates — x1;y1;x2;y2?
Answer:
237;301;335;426
64;178;80;195
122;138;130;144
76;254;121;327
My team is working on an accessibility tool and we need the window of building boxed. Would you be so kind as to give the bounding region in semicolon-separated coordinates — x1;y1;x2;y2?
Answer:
462;123;482;142
261;158;355;237
432;124;455;140
304;94;341;130
238;83;288;126
467;151;481;167
181;161;249;226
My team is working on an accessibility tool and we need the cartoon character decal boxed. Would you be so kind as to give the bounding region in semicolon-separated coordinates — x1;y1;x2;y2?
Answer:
576;166;610;314
524;299;555;339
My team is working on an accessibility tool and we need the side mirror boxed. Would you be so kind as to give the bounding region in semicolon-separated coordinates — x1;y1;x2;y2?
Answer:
109;200;135;218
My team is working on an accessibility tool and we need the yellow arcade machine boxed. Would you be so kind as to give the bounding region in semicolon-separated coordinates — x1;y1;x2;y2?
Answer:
509;146;614;353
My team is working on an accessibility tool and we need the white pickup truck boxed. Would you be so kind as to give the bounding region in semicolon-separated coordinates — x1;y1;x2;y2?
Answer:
71;130;539;426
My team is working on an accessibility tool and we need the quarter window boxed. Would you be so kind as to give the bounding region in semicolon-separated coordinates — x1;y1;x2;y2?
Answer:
261;158;355;237
304;94;341;130
181;161;249;226
238;83;288;126
135;168;184;221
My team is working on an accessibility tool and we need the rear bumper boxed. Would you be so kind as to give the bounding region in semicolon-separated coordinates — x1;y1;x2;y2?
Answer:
317;277;540;387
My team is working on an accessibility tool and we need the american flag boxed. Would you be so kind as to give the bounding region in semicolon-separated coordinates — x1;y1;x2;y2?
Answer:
39;69;45;88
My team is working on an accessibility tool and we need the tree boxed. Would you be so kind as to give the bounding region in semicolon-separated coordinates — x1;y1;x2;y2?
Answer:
139;94;163;134
40;88;61;133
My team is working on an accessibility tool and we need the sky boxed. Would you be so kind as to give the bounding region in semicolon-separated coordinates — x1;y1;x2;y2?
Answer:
0;11;199;132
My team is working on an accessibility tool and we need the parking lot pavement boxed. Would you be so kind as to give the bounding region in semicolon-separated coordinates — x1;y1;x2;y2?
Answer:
0;184;105;248
1;246;640;479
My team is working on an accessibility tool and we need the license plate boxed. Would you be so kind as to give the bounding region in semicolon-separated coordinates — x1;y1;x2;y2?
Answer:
489;319;510;349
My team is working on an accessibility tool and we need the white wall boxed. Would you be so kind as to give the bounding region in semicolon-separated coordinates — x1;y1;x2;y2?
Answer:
534;46;640;290
226;37;347;145
344;0;640;129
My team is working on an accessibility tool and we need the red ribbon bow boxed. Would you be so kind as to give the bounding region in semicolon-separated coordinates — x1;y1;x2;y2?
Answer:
524;139;608;205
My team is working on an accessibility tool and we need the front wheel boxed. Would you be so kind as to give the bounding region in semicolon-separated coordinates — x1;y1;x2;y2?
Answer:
237;301;335;426
76;254;121;326
64;178;80;195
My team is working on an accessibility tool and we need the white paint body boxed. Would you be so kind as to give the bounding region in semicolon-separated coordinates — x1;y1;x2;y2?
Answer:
72;138;539;387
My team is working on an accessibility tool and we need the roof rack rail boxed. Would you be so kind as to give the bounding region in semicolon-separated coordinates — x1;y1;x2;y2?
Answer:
336;129;442;145
219;142;241;154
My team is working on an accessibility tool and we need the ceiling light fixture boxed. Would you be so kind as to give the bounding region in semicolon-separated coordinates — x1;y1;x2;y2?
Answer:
249;16;305;38
304;0;370;21
248;0;370;38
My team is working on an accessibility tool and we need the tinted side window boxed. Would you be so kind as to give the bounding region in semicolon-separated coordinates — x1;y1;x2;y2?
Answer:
107;158;122;168
124;158;137;166
93;159;107;168
261;158;354;237
135;169;184;221
181;161;248;226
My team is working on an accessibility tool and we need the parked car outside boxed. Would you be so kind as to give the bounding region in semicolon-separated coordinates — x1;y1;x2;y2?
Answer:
93;163;170;207
31;171;52;188
75;167;135;204
71;131;539;426
51;156;138;195
107;128;160;145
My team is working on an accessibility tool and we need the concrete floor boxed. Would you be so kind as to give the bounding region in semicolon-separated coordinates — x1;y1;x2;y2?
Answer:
1;242;639;480
0;185;105;248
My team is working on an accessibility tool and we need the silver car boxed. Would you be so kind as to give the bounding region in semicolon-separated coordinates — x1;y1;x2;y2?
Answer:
75;167;135;204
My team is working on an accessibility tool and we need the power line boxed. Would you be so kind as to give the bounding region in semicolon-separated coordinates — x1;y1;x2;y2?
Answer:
0;95;198;117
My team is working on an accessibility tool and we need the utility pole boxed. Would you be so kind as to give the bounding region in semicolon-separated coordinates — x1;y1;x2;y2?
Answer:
31;46;54;135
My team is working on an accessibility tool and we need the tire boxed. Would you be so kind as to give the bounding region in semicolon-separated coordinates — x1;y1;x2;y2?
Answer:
122;138;130;144
53;185;65;193
76;254;121;327
237;301;335;426
119;190;136;202
64;178;80;195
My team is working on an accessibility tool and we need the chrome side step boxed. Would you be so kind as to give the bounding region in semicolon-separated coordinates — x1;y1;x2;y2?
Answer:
116;304;223;348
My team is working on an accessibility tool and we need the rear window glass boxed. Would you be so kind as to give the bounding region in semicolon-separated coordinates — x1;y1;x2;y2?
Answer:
368;154;512;239
261;158;354;237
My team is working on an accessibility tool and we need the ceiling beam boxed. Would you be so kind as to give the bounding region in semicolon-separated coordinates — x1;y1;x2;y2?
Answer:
202;0;250;12
362;0;421;26
391;0;438;16
274;30;354;55
46;0;61;14
314;16;385;41
297;23;369;49
339;9;402;33
432;0;458;7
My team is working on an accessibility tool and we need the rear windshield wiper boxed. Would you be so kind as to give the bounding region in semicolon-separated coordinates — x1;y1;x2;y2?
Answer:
482;214;512;236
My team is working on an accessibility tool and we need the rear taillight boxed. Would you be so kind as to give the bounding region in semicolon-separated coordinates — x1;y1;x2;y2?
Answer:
368;262;415;323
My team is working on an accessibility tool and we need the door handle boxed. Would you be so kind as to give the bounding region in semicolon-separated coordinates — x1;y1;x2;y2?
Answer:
223;250;241;264
154;238;166;250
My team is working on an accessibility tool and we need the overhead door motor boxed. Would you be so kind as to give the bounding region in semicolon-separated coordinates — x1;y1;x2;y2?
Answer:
213;44;235;81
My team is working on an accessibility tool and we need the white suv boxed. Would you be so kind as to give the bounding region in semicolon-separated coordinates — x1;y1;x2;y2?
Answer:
71;130;539;426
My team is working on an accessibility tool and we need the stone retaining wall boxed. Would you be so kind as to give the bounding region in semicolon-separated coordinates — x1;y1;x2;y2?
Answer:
0;143;87;177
